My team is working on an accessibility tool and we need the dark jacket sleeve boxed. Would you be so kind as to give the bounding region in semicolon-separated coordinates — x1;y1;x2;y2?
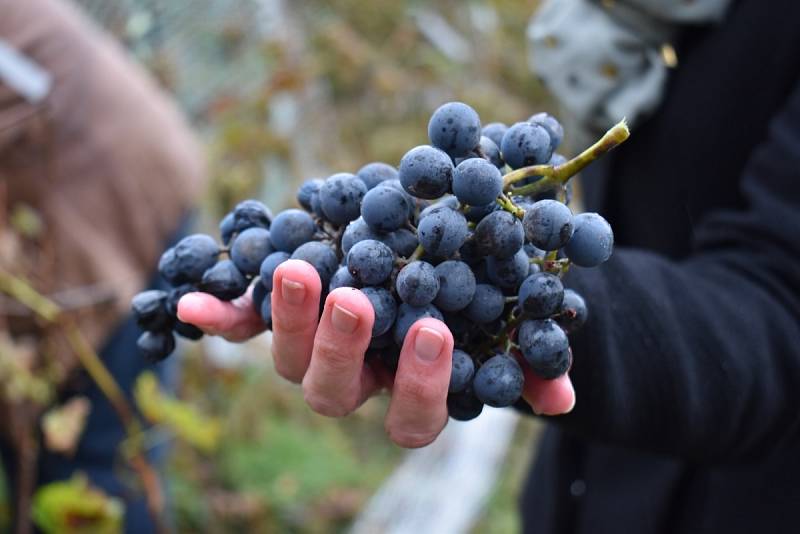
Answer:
553;80;800;463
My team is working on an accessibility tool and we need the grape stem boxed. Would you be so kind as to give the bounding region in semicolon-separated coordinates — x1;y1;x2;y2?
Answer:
502;119;630;196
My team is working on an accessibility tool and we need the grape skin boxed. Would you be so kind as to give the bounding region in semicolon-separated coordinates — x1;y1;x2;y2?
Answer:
427;101;482;158
486;248;529;289
398;145;454;200
159;234;220;285
518;272;565;319
393;303;444;346
449;349;475;393
518;319;571;380
346;239;394;286
396;261;440;307
270;209;316;253
361;184;410;232
452;157;503;206
357;162;398;190
473;354;524;408
528;112;564;152
481;122;508;149
291;241;339;288
259;251;291;292
329;265;360;291
500;122;553;170
522;200;574;251
230;227;274;276
361;287;398;337
564;213;614;267
199;259;249;301
557;289;588;334
417;207;469;258
463;284;505;324
319;172;367;225
474;210;525;259
434;260;476;312
297;178;324;211
137;330;176;363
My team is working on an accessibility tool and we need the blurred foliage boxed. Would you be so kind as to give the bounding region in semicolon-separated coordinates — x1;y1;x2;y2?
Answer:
31;475;124;534
1;0;552;532
134;371;221;454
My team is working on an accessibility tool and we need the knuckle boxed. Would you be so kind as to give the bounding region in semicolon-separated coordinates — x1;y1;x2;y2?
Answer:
385;424;441;449
314;337;359;375
303;388;356;418
394;377;445;408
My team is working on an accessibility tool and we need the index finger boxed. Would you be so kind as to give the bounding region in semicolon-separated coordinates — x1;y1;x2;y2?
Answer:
177;290;266;342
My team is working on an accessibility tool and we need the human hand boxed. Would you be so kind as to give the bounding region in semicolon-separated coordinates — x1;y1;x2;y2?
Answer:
178;259;576;448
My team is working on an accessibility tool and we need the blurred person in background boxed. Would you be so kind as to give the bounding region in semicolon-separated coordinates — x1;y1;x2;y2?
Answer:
0;0;204;531
178;0;800;533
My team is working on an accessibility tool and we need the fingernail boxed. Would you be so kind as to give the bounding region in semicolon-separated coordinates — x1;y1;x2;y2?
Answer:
415;327;444;362
281;278;306;305
331;303;359;334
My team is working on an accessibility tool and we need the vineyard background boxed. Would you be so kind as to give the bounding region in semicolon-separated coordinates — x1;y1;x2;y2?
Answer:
1;1;562;531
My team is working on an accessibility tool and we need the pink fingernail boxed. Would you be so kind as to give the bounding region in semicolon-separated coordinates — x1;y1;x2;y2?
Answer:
281;278;306;305
415;327;444;362
331;303;359;334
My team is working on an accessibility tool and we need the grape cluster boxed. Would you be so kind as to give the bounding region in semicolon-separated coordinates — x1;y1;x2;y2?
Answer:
132;101;617;421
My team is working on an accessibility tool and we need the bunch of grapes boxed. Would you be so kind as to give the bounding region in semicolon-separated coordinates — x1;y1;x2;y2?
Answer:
132;102;625;421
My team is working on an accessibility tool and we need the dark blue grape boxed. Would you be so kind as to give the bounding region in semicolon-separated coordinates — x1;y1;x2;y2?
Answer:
398;145;454;199
231;227;274;276
486;248;529;289
518;319;571;379
474;210;524;259
396;261;439;306
158;234;220;285
259;251;290;292
518;272;564;319
563;212;614;267
361;287;398;337
557;289;588;334
342;217;384;254
500;122;553;170
310;191;325;218
319;172;367;225
291;241;339;287
368;333;394;351
233;199;272;232
463;284;505;323
447;386;484;421
385;228;418;258
131;290;172;332
137;330;176;363
361;184;409;232
357;162;398;190
522;200;574;251
452;157;503;206
219;212;235;246
529;112;564;152
443;312;472;343
418;196;459;221
252;280;269;314
428;101;482;158
346;239;394;285
297;178;324;211
524;242;546;259
481;122;508;149
260;293;272;327
199;259;249;301
464;201;499;223
393;303;444;346
173;320;203;340
449;349;475;393
165;284;195;318
434;260;476;312
455;136;504;169
383;179;416;219
270;209;316;253
417;207;468;258
473;354;524;407
329;265;360;291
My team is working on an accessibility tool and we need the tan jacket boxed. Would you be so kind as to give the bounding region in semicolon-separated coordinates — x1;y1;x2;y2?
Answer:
0;0;205;350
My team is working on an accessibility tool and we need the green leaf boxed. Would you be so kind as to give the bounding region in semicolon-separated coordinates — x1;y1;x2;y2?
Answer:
31;474;124;534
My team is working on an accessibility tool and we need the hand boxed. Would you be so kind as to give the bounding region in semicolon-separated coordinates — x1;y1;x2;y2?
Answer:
178;259;576;448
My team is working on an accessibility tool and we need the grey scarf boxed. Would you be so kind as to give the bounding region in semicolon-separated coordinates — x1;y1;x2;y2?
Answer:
527;0;732;134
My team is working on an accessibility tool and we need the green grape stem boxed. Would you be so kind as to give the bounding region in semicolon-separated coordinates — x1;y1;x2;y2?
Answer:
502;119;630;196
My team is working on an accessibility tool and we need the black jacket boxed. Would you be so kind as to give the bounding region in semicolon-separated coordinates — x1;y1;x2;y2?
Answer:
521;1;800;532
